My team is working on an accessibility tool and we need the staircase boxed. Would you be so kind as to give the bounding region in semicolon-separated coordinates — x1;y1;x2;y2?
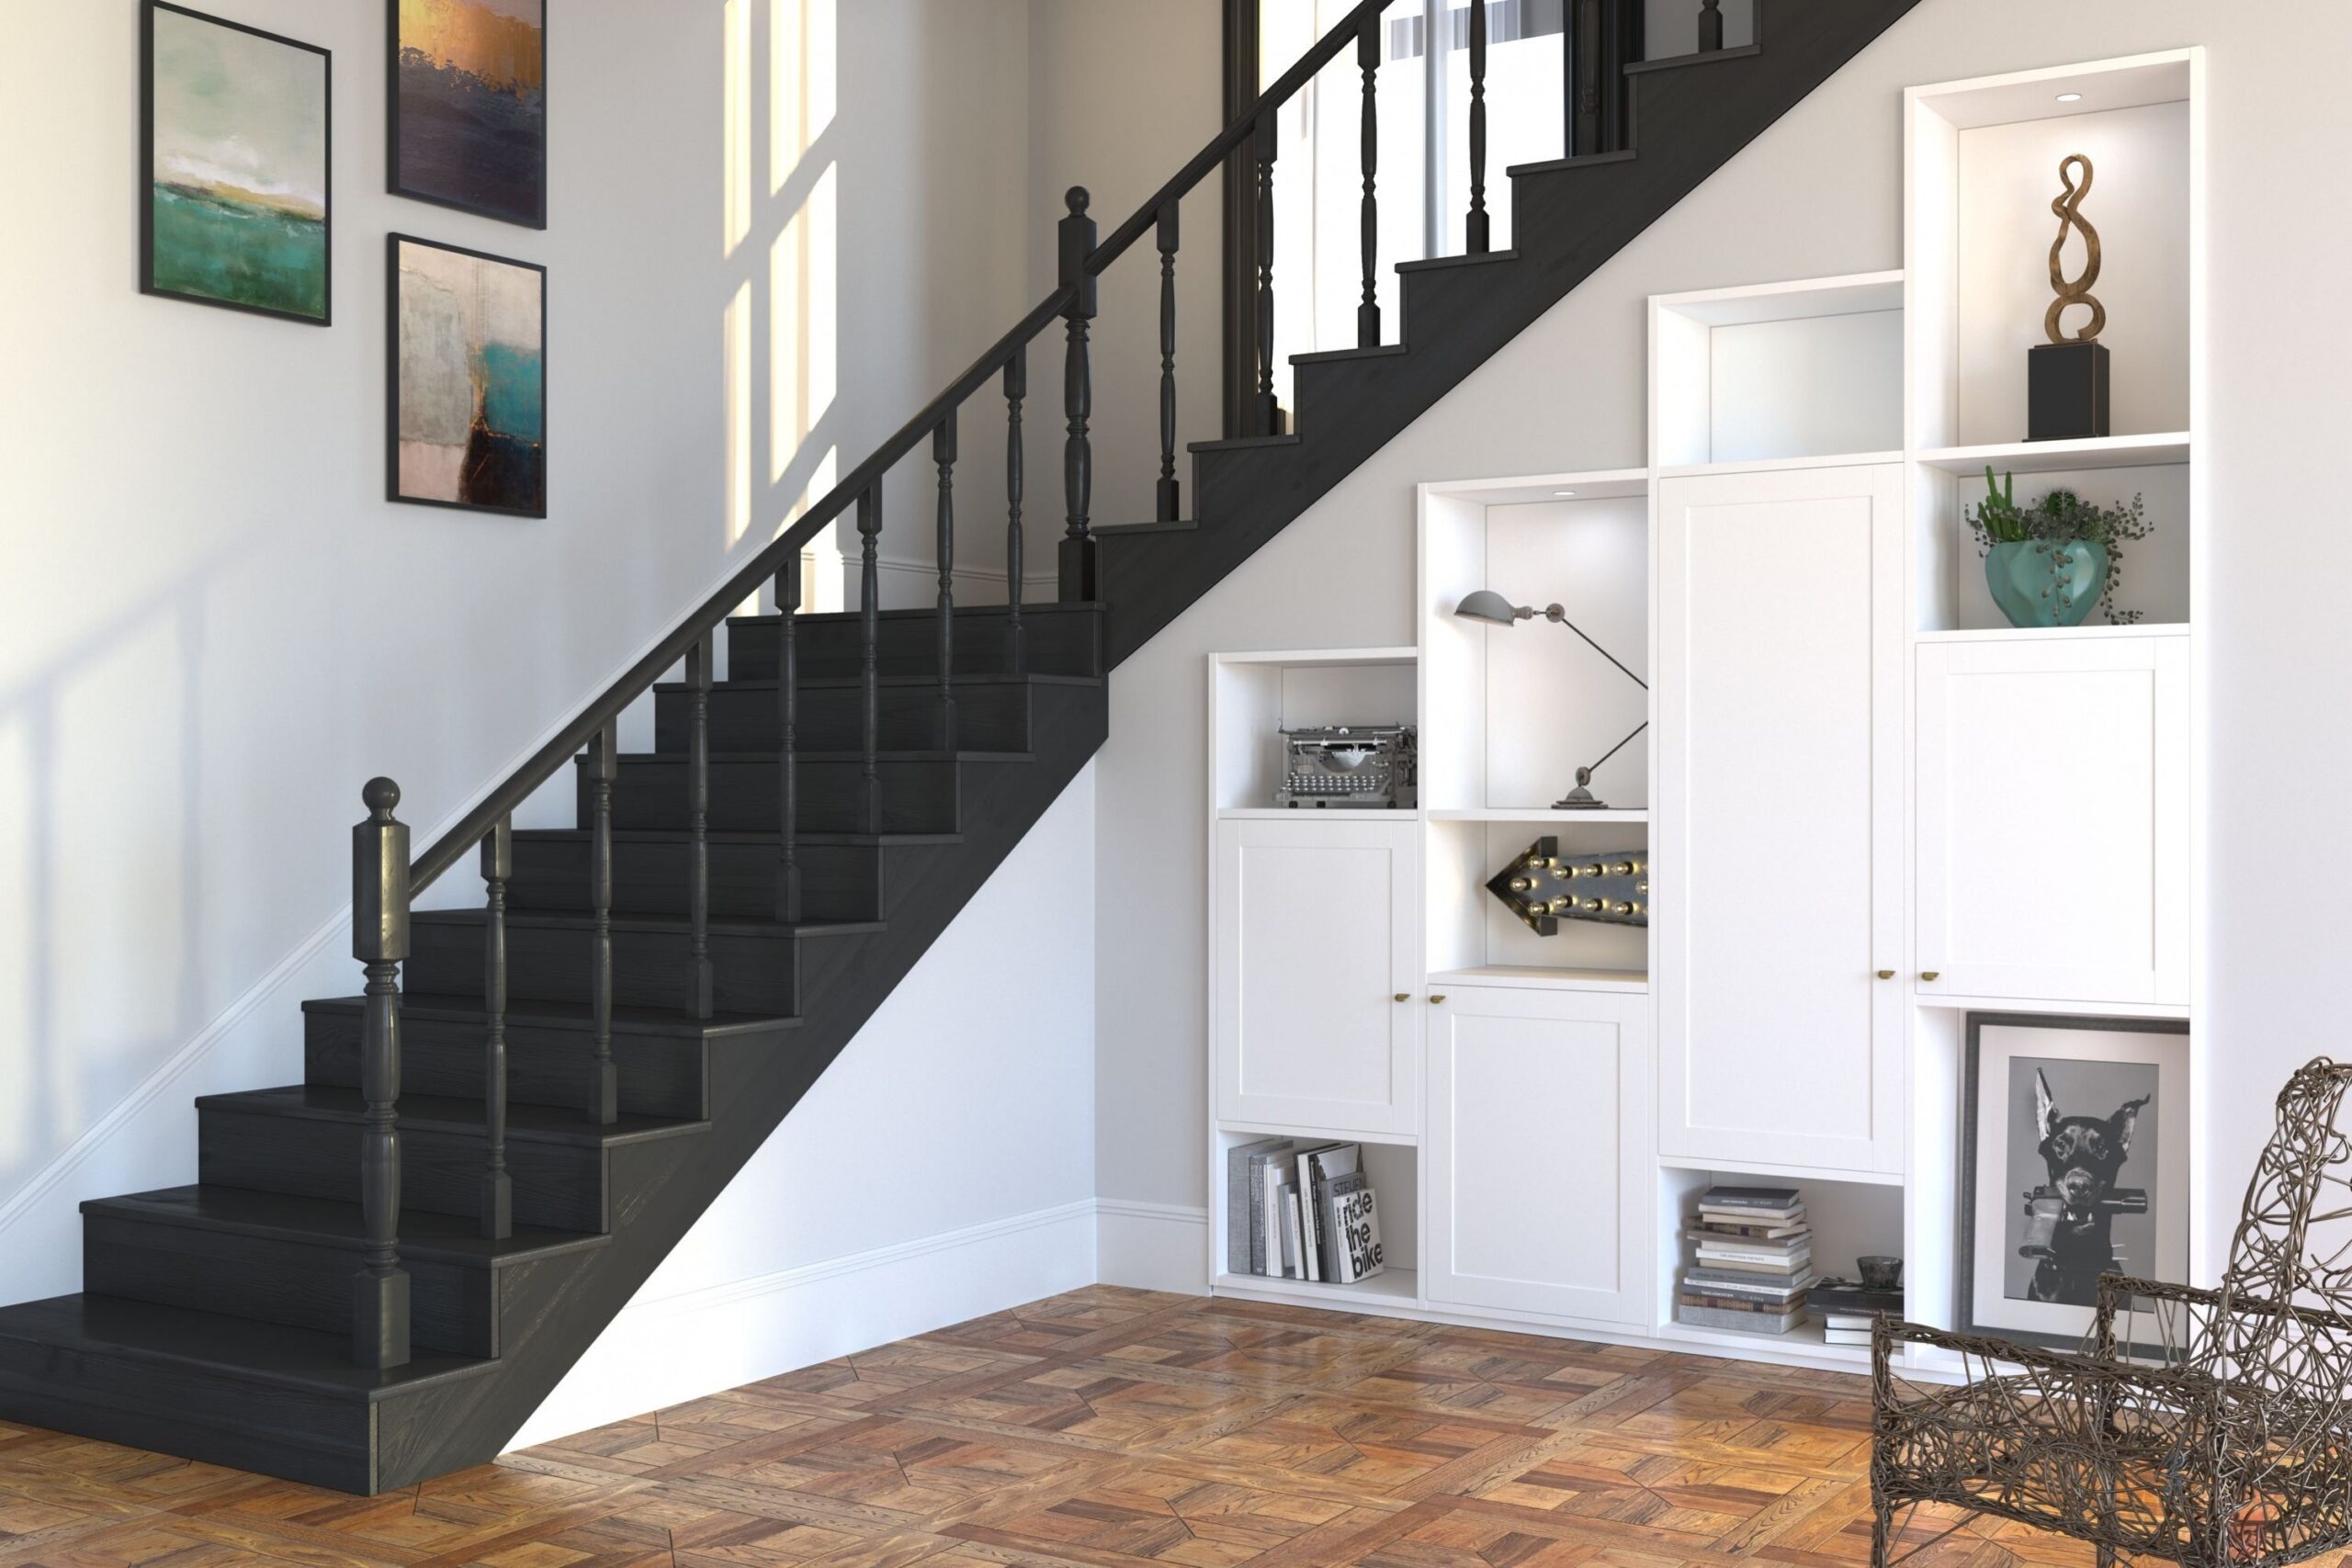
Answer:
0;0;1919;1494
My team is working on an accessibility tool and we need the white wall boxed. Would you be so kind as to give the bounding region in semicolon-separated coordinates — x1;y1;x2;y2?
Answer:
1093;0;2346;1288
0;0;1101;1432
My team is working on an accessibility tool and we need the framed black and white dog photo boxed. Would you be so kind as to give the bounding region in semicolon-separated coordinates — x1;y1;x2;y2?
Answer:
1958;1013;2190;1350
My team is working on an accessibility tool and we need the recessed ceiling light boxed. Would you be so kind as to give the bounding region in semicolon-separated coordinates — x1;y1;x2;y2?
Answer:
2056;92;2084;103
1553;490;1578;497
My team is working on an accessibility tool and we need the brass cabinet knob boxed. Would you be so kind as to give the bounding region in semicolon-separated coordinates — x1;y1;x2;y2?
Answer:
1394;993;1410;1003
1921;971;1940;982
1429;994;1447;1004
1877;969;1895;980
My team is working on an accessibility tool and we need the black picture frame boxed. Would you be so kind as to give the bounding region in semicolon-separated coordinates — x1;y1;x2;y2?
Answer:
387;0;548;231
387;232;548;519
1957;1011;2191;1353
141;0;333;325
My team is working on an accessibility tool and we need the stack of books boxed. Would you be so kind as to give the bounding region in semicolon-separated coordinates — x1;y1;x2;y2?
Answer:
1676;1185;1813;1335
1811;1279;1905;1347
1224;1138;1387;1284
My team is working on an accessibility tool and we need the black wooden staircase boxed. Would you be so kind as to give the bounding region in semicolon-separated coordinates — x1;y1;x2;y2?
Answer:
0;0;1919;1493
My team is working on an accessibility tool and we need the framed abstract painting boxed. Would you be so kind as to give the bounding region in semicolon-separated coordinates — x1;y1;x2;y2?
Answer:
390;0;546;229
390;235;546;517
142;2;331;324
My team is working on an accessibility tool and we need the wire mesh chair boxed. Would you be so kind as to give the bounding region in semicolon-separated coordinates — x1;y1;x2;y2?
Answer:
1872;1058;2352;1568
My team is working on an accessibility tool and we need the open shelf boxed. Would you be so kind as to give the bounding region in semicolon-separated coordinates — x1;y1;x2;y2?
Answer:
1216;807;1419;821
1656;1316;1870;1366
1651;273;1905;469
1916;433;2191;475
1210;648;1417;815
1431;965;1647;995
1429;807;1648;825
1657;450;1905;479
1916;457;2190;632
1215;1268;1419;1308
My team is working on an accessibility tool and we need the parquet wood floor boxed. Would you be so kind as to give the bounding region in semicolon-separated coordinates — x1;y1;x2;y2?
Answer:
0;1288;2113;1568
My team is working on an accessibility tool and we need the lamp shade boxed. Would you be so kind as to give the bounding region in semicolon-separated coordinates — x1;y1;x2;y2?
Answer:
1453;589;1521;626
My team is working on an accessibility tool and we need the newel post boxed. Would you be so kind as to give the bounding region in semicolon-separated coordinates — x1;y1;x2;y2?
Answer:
1058;186;1098;603
352;778;413;1370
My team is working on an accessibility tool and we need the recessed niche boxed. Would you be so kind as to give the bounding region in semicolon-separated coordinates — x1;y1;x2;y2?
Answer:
1917;459;2189;633
1428;817;1649;987
1909;53;2197;452
1651;274;1905;468
1210;649;1418;816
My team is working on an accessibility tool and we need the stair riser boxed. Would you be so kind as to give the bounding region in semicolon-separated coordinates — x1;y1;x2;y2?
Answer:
508;838;885;925
406;920;803;1016
0;1335;377;1492
305;1008;708;1120
83;1215;497;1359
654;682;1030;754
729;613;1100;681
198;1109;607;1233
579;756;960;835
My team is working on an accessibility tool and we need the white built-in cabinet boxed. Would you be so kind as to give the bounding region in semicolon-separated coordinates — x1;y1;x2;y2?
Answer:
1655;462;1908;1177
1213;818;1420;1137
1427;987;1650;1323
1917;632;2190;1007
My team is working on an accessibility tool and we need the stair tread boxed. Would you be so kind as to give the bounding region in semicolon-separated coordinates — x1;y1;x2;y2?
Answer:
1508;148;1641;176
1623;42;1761;73
1188;434;1303;454
1395;249;1521;274
1092;519;1202;536
1290;343;1408;367
653;672;1102;693
508;827;962;848
732;601;1104;628
598;749;1035;763
197;1085;710;1146
412;907;885;940
84;1186;608;1265
0;1294;496;1398
304;993;795;1035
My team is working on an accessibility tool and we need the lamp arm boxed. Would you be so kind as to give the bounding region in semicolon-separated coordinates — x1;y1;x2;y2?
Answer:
1581;721;1648;781
1544;607;1649;691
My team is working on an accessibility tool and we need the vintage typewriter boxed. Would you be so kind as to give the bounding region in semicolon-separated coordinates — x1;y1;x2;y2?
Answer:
1276;725;1417;809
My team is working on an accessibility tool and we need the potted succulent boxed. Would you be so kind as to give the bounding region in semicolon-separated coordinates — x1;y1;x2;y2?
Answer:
1967;468;2152;627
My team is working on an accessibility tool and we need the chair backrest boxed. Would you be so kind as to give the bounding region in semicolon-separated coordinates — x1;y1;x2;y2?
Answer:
2207;1057;2352;1391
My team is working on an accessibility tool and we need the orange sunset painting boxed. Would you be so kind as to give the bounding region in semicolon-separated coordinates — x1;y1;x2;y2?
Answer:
391;0;545;228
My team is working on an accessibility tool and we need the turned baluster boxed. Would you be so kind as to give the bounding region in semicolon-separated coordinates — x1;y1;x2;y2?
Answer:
684;629;715;1017
774;560;802;924
352;778;412;1369
480;813;512;1240
857;480;883;834
1059;187;1098;601
585;718;617;1124
1156;201;1182;521
1466;0;1490;254
1699;0;1724;52
934;412;958;751
1251;118;1283;436
1004;347;1027;674
1571;0;1601;156
1358;12;1380;348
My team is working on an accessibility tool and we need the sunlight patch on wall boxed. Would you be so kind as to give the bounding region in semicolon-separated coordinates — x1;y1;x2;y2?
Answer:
726;278;753;543
724;0;753;255
771;0;835;195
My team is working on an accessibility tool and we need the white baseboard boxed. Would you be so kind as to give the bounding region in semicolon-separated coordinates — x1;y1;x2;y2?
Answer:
507;1197;1099;1450
1096;1198;1211;1294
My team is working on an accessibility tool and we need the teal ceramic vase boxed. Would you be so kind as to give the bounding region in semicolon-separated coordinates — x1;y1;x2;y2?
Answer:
1985;538;2108;628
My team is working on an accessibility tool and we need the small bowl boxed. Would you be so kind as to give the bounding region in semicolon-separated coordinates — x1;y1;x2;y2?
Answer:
1858;1255;1904;1292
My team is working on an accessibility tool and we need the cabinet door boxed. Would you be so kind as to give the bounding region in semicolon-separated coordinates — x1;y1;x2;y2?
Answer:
1656;463;1906;1175
1214;818;1420;1135
1917;634;2189;1005
1427;987;1651;1324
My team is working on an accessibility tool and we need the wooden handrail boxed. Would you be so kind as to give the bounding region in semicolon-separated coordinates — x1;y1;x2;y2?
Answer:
408;0;1398;897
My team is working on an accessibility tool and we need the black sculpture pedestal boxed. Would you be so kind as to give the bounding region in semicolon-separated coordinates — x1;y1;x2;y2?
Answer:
2028;341;2110;441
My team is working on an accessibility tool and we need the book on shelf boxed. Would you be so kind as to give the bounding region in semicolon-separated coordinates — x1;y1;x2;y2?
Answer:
1322;1170;1387;1283
1679;1292;1797;1314
1678;1303;1803;1336
1822;1326;1875;1347
1810;1280;1905;1317
1699;1185;1802;1213
1293;1143;1363;1284
1227;1137;1293;1276
1279;1185;1303;1279
1260;1157;1290;1275
1694;1249;1812;1276
1685;1232;1810;1258
1683;1267;1814;1301
1690;1216;1810;1240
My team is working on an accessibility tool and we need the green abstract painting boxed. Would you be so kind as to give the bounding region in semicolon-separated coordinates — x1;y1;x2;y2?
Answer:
143;3;331;323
